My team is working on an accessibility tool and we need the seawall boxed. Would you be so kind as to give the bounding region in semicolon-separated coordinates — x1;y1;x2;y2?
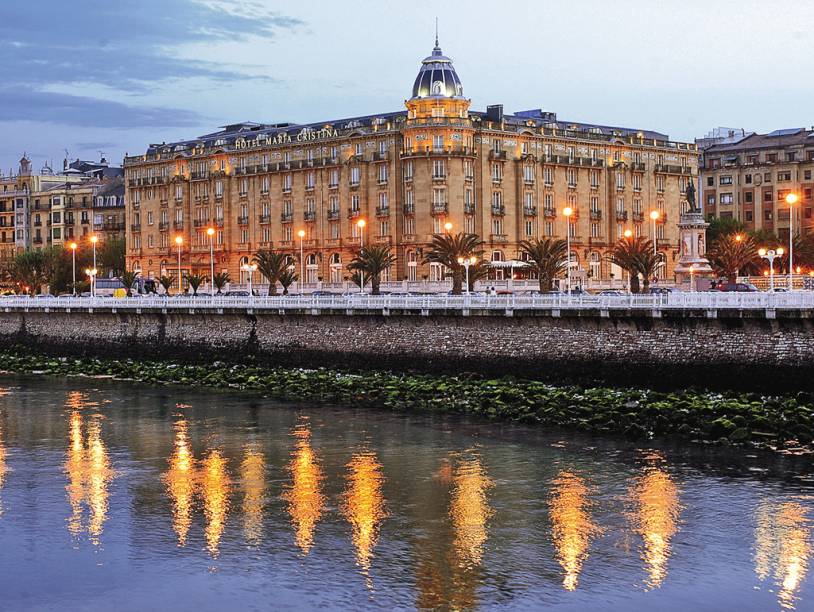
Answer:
0;308;813;390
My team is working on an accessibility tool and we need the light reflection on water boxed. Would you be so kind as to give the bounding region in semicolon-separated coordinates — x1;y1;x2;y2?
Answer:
549;470;601;591
755;500;812;610
0;378;810;611
628;453;681;589
282;419;325;555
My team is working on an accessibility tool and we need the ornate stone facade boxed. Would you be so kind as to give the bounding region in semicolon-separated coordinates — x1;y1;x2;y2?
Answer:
124;41;698;287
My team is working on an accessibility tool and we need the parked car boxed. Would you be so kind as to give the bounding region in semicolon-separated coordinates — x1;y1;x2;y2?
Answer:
648;287;679;295
598;289;625;296
710;282;759;292
223;290;250;297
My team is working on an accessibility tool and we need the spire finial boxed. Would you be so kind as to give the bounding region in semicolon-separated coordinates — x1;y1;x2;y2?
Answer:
435;17;439;48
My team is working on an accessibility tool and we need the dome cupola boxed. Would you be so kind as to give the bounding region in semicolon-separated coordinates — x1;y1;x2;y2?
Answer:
410;36;464;99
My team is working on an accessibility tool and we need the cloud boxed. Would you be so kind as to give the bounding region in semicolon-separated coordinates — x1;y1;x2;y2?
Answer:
0;0;301;126
0;89;204;129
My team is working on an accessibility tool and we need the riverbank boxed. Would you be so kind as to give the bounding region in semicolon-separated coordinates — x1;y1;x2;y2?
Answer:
0;348;811;451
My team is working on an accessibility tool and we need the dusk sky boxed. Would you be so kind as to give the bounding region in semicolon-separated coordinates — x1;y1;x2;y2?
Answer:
2;0;812;174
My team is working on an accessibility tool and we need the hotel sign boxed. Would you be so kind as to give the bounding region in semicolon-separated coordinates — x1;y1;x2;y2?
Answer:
235;127;340;150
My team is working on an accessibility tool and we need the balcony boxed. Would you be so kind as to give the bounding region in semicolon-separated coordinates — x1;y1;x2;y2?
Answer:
373;235;392;245
160;199;168;208
543;208;556;218
327;210;341;221
190;171;208;180
488;150;508;161
173;221;184;230
490;234;508;243
193;219;208;228
491;205;505;216
259;214;270;224
375;206;390;217
305;184;315;192
372;151;389;162
399;145;476;159
281;212;293;223
630;162;646;172
215;218;225;228
590;210;602;221
523;206;537;217
328;182;339;189
655;164;693;175
347;208;361;219
615;211;628;222
432;173;446;182
238;191;248;199
402;204;415;215
130;224;141;232
158;222;169;231
431;202;448;215
325;238;342;247
464;203;476;215
282;186;292;194
632;211;645;223
304;211;316;222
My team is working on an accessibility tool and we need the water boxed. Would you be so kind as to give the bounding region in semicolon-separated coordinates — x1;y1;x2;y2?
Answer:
0;375;811;611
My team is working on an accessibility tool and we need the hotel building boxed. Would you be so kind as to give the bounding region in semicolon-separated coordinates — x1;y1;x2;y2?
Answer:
123;39;697;286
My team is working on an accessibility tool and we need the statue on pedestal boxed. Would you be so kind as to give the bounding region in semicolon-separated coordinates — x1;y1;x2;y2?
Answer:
674;180;712;286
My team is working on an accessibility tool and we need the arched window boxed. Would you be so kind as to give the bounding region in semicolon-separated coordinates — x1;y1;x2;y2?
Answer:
306;253;318;283
589;252;601;279
407;250;418;282
329;253;342;283
239;256;250;283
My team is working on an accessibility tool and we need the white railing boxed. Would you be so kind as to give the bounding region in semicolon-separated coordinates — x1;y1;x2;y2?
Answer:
1;292;814;313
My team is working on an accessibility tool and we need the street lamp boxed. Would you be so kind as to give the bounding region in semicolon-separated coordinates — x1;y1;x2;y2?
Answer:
242;262;258;297
357;218;366;294
444;221;453;234
786;192;798;290
297;229;306;290
85;267;97;298
649;210;660;255
174;235;183;294
563;206;573;293
89;234;98;274
758;247;784;291
457;255;477;294
69;242;77;295
206;226;215;296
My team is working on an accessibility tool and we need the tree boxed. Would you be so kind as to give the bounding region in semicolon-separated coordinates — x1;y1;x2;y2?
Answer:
467;260;490;292
706;216;746;245
96;237;126;278
422;232;482;294
708;233;759;281
159;275;175;295
120;270;140;297
186;274;206;296
253;249;289;296
347;244;396;295
11;250;48;295
607;237;659;293
278;268;297;295
518;238;568;293
213;271;231;295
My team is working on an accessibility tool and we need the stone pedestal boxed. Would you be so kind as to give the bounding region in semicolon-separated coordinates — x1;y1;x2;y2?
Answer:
674;211;713;288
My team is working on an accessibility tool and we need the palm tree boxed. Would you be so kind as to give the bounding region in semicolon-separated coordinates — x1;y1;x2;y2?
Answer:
120;270;140;297
278;268;297;295
253;249;288;296
708;233;759;281
607;237;658;293
518;238;568;293
423;232;482;294
348;244;396;295
159;274;175;295
186;273;206;296
467;260;490;292
213;271;231;295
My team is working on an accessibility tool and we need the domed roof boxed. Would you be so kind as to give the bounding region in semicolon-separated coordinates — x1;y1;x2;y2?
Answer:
411;38;464;99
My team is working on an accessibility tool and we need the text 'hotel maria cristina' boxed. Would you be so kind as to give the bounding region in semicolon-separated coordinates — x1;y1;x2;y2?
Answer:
123;39;698;286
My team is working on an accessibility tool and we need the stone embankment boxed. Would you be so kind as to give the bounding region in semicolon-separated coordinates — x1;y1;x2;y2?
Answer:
0;309;813;389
